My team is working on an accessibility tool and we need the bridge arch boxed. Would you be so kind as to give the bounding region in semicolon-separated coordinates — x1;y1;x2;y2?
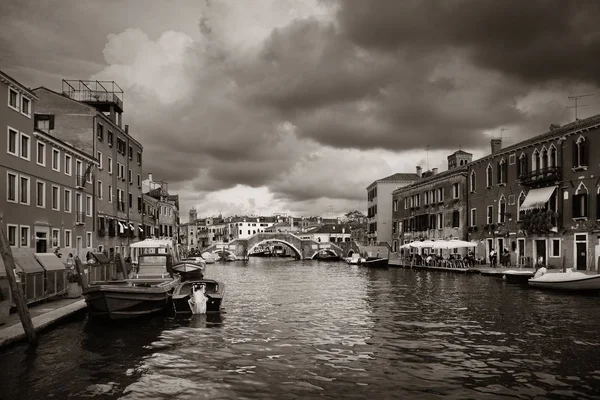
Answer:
311;249;339;259
248;239;302;259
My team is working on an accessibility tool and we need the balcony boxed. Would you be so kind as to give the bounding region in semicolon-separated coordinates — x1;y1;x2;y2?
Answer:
518;166;561;187
62;80;123;113
75;211;86;225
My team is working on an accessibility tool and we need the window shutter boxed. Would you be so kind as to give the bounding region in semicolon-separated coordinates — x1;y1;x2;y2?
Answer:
496;162;501;183
573;140;579;166
584;194;589;217
503;162;508;182
582;141;589;166
573;194;580;217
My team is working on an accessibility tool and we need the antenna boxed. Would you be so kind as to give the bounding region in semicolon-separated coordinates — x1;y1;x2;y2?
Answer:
426;145;430;170
567;93;595;120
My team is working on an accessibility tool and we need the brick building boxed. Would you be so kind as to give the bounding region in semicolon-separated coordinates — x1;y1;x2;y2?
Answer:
1;71;97;256
467;115;600;270
33;81;144;260
391;151;471;253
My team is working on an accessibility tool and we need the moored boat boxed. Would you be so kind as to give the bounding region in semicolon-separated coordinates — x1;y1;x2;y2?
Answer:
359;257;389;268
503;270;535;283
82;239;180;320
172;261;205;280
172;279;225;314
528;269;600;291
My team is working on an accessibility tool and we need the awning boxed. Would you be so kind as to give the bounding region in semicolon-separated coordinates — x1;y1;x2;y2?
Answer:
129;223;135;230
34;253;66;271
90;252;110;265
117;221;125;233
138;226;143;232
520;186;557;212
11;248;44;274
0;253;23;277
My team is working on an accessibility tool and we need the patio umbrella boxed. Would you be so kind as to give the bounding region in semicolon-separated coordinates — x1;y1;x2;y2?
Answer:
399;242;413;249
410;240;436;249
432;239;476;249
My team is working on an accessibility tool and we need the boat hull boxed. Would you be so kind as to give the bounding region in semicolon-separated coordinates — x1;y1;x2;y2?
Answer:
83;279;178;320
359;258;389;268
172;279;225;314
528;274;600;291
503;272;535;284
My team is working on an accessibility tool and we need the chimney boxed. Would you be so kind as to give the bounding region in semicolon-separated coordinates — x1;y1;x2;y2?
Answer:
148;173;153;182
125;124;129;134
490;138;502;154
432;168;438;175
416;166;422;178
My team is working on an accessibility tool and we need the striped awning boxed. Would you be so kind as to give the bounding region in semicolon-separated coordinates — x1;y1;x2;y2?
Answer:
520;186;557;212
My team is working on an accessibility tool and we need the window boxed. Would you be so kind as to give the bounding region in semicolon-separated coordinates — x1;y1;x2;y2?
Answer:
138;196;142;212
573;135;588;168
64;189;72;213
86;195;92;216
21;97;31;117
119;164;124;179
497;158;507;185
452;183;460;199
108;185;113;203
8;87;19;111
393;199;398;211
117;162;122;178
97;181;103;199
137;151;142;166
97;151;103;169
64;230;72;248
108;131;113;146
128;169;132;183
498;196;506;224
76;159;83;181
7;224;17;246
517;192;526;221
452;210;460;228
97;122;103;141
51;185;60;210
551;239;561;258
437;187;443;202
34;114;54;131
86;163;92;184
86;232;92;248
20;226;30;247
19;175;30;205
470;208;476;227
532;149;540;171
20;133;30;160
486;205;493;224
517;153;528;177
573;183;588;218
52;229;60;248
128;193;132;208
549;145;557;168
7;171;17;202
137;174;141;188
117;138;126;154
36;180;46;208
108;157;113;174
37;141;46;166
470;170;476;193
7;127;18;156
486;164;493;187
128;145;133;160
541;147;548;170
437;213;443;229
52;148;60;171
509;154;516;165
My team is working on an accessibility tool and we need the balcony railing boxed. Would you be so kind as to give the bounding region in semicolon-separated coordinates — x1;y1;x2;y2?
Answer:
62;80;124;113
75;211;86;225
518;166;561;186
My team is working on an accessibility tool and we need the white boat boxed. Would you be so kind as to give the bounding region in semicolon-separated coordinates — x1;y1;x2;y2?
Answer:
503;270;535;283
201;252;215;264
528;269;600;291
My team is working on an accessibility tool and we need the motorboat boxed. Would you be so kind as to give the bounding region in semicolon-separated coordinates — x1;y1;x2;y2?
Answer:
503;270;535;283
181;256;206;267
82;239;180;320
201;252;215;264
172;261;205;280
314;251;340;261
345;254;362;265
528;268;600;291
172;279;225;314
359;257;389;268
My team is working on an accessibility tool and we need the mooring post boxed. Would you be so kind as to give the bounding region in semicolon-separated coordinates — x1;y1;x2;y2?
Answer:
0;219;37;347
74;256;89;290
116;253;128;279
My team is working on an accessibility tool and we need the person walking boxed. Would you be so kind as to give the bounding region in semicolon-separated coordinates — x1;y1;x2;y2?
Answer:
489;248;497;268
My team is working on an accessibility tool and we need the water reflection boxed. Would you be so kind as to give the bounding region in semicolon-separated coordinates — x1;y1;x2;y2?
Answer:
1;259;600;399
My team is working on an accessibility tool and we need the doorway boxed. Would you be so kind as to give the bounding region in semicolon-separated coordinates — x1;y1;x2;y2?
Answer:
76;236;83;257
487;238;494;263
575;234;587;271
35;232;47;253
517;238;525;266
535;239;546;266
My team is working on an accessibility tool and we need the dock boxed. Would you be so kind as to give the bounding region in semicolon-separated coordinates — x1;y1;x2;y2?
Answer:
388;259;535;276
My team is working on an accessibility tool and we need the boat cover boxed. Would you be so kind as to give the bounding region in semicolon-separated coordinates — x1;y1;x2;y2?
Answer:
11;248;44;274
90;252;110;264
520;186;557;211
34;253;66;271
0;254;23;277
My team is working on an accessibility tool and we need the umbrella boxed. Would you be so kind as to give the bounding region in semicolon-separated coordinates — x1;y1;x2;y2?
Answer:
410;240;436;249
399;242;413;249
432;239;476;249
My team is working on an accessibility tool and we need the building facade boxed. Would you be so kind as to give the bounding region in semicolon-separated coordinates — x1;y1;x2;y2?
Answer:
392;151;471;253
366;171;420;245
1;71;97;256
468;116;600;271
33;81;144;260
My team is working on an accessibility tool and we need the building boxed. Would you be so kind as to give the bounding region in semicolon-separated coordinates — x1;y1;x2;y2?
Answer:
1;71;98;256
33;81;144;260
391;151;472;253
142;173;179;241
298;224;352;243
225;216;277;240
366;171;420;245
467;116;600;271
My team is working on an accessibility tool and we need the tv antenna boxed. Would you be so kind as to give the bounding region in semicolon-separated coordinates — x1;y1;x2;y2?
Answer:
567;93;595;120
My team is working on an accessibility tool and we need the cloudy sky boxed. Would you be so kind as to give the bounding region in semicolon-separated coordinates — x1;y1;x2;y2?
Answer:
2;0;599;219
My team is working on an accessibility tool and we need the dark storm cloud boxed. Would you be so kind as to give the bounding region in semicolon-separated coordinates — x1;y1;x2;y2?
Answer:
336;0;600;85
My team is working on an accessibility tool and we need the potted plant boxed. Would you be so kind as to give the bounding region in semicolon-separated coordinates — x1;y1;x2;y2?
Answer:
66;269;82;298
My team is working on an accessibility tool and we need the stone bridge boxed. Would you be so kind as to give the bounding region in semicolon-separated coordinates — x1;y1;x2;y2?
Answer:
202;232;362;260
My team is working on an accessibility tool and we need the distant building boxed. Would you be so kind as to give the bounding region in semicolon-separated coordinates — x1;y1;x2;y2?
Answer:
298;224;352;243
142;173;178;242
366;171;421;245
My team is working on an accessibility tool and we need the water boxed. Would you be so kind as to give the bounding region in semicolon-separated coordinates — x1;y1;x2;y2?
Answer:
1;258;600;399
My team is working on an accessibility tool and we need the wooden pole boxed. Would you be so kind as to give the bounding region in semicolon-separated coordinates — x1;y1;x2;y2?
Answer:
74;256;89;290
0;220;37;346
115;253;127;279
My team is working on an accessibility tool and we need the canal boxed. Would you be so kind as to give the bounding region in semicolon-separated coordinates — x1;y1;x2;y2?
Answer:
1;258;600;399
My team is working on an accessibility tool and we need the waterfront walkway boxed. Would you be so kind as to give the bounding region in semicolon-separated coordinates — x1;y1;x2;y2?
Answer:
389;259;536;275
0;297;86;349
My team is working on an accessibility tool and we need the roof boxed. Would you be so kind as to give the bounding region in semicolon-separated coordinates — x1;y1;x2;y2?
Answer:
448;150;472;157
310;224;352;234
473;113;600;164
0;70;39;100
392;166;468;195
367;172;421;189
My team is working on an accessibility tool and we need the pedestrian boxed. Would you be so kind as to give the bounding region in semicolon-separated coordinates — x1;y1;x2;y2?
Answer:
489;248;497;268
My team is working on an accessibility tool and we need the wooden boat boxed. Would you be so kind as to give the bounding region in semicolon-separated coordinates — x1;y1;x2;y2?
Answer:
502;270;535;283
172;279;225;314
528;270;600;291
359;257;389;268
172;261;205;281
83;239;179;320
